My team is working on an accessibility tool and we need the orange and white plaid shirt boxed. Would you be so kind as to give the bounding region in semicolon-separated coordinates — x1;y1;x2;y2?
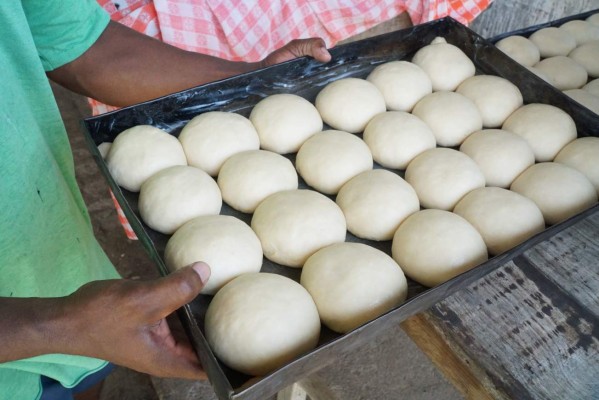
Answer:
95;0;492;239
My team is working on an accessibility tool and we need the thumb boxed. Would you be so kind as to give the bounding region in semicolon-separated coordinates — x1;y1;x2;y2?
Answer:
145;262;211;320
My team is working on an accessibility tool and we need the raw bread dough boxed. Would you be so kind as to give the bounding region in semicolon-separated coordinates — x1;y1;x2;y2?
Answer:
555;137;599;194
412;37;476;91
251;190;347;267
106;125;187;192
139;166;222;234
164;215;263;294
178;111;259;176
366;61;432;111
563;89;599;114
249;94;323;154
315;78;386;133
411;91;483;147
391;209;488;287
588;13;599;26
453;187;545;255
336;169;419;241
526;66;555;85
456;75;524;128
205;273;320;376
560;20;599;45
534;56;588;90
295;130;373;195
496;35;540;66
584;78;599;96
217;150;298;213
529;27;576;57
363;111;436;169
97;142;111;159
405;148;485;211
510;162;598;225
300;242;408;333
459;129;535;188
569;41;599;78
502;103;577;162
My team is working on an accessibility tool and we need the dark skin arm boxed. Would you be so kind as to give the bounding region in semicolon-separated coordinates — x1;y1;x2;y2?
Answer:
47;21;331;107
0;263;210;380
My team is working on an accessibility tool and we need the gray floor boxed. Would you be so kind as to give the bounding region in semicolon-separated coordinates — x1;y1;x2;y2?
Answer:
56;1;599;398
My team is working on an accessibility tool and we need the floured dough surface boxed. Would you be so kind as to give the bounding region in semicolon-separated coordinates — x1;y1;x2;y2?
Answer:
405;148;485;210
560;20;599;45
502;103;577;162
495;35;541;66
296;130;373;195
412;37;476;91
569;41;599;78
392;209;488;287
164;215;263;294
336;169;419;241
366;61;432;111
456;75;523;128
205;273;320;376
534;56;588;90
510;162;597;225
459;129;535;188
584;78;599;97
411;91;483;147
217;150;298;213
363;111;436;170
106;125;187;192
251;190;347;267
454;187;545;255
301;242;407;333
139;166;222;234
178;111;259;176
563;89;599;114
315;78;386;133
555;137;599;194
250;94;323;154
529;27;576;57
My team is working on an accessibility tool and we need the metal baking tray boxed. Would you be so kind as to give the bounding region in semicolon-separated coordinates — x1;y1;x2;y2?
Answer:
82;17;599;400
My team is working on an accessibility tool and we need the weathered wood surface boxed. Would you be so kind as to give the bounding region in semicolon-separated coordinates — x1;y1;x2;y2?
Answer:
469;0;599;38
405;209;599;400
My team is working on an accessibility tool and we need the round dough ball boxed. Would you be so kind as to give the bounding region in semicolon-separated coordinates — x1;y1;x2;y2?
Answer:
249;94;323;154
496;35;540;66
560;20;599;45
98;142;111;159
555;137;599;194
366;61;432;111
178;112;259;176
534;56;588;90
336;170;420;241
295;130;373;195
363;111;436;169
526;66;555;85
392;209;488;287
412;91;483;147
251;190;347;267
459;129;535;188
454;187;545;255
301;243;408;333
529;27;576;57
502;103;577;162
315;78;386;133
205;273;320;376
569;41;599;78
510;162;598;225
412;37;475;91
217;150;298;213
584;78;599;97
164;215;263;294
563;89;599;114
405;148;485;211
456;75;524;128
106;125;187;192
588;13;599;27
139;166;222;234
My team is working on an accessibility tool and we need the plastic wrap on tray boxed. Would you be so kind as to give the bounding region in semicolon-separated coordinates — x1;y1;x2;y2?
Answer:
83;17;599;400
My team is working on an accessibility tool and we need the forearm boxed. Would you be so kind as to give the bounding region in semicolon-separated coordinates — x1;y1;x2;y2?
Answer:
47;21;259;107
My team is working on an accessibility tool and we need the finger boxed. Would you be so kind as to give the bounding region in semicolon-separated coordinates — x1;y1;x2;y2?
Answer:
144;262;211;320
309;38;331;63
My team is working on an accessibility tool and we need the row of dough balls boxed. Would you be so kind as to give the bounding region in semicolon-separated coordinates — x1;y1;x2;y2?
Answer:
495;14;599;114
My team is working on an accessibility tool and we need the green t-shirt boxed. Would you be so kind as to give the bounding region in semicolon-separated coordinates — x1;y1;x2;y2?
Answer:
0;0;120;398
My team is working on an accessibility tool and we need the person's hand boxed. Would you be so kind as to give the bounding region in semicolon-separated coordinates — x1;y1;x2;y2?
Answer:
60;262;210;380
261;38;332;67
